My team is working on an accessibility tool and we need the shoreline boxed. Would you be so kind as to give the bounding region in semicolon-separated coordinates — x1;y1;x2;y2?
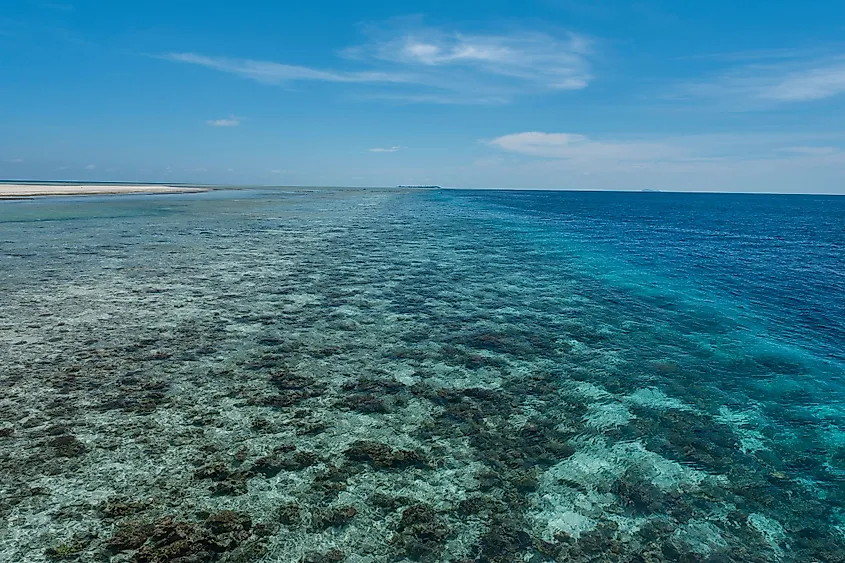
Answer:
0;183;210;198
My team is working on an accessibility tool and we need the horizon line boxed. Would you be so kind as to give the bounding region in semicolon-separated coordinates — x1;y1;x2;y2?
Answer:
1;178;843;196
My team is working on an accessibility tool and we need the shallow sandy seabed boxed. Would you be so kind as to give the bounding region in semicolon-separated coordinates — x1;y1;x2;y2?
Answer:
0;188;843;562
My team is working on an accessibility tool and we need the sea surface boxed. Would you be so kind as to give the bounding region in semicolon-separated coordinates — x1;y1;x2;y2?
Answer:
0;187;843;562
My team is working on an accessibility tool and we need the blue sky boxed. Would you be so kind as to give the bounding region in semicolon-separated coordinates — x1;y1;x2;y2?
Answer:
2;0;845;192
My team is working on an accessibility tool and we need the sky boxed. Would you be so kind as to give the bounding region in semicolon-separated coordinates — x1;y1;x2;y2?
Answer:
2;0;845;192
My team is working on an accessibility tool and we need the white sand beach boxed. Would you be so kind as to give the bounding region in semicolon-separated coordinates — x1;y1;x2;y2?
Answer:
0;184;209;198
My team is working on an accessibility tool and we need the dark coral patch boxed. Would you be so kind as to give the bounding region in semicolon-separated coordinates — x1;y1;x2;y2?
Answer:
106;512;253;561
345;440;427;470
50;434;87;458
256;370;326;408
310;506;357;531
393;504;451;561
339;378;409;414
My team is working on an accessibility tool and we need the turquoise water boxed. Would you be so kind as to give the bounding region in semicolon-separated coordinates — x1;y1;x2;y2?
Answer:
0;188;843;562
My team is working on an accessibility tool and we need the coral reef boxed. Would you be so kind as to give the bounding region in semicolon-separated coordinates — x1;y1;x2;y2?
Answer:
1;187;843;562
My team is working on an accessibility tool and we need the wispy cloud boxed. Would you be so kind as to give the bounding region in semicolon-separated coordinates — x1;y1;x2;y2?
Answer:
489;131;845;168
368;146;403;153
162;23;594;104
207;117;240;127
675;53;845;107
490;132;683;162
759;60;845;102
84;164;96;170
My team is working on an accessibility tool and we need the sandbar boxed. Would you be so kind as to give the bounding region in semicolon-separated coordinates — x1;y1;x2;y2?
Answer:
0;183;209;198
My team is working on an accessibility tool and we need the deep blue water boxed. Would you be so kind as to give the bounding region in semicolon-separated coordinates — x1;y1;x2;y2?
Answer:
1;187;844;561
460;190;845;365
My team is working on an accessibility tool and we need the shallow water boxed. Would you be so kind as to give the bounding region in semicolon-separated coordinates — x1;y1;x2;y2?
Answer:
1;187;843;562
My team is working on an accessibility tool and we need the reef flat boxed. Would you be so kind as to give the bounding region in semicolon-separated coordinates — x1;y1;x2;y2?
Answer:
0;187;843;562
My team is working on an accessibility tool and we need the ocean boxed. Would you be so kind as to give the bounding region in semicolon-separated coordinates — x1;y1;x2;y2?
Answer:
1;187;843;562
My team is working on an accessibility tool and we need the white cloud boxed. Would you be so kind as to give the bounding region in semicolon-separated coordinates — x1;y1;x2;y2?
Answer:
368;146;402;153
207;117;240;127
84;164;96;170
5;158;24;163
163;24;594;104
271;169;287;174
676;54;845;107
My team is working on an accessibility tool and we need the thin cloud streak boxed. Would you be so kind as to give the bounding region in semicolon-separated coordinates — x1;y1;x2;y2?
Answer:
165;53;412;85
368;146;402;152
776;146;839;156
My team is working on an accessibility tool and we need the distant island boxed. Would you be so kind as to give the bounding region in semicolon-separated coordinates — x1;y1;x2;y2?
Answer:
397;185;442;189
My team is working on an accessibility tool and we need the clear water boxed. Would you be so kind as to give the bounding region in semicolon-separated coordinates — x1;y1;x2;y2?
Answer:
1;188;843;562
